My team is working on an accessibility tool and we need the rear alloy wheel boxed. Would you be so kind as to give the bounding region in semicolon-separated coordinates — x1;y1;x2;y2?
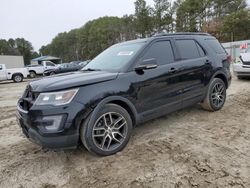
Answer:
29;71;36;78
13;74;23;83
201;78;226;111
81;104;132;156
50;72;55;76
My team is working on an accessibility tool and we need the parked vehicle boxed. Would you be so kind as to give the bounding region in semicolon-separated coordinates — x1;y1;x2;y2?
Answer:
233;51;250;79
43;61;90;76
0;64;29;83
17;33;231;156
79;60;91;67
27;61;57;78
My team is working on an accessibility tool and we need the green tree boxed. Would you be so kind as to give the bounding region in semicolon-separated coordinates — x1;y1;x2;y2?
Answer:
221;9;250;42
0;38;36;65
134;0;153;37
15;38;34;65
153;0;173;32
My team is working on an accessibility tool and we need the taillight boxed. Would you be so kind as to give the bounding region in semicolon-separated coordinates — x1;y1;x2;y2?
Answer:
227;55;232;63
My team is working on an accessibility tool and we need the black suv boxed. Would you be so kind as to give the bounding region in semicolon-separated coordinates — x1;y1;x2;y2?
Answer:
17;33;231;156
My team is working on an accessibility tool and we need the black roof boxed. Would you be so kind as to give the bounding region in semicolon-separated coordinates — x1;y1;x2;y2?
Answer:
153;32;211;37
116;32;212;46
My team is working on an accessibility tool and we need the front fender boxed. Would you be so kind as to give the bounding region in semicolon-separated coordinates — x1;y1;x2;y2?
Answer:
75;95;139;131
90;96;139;124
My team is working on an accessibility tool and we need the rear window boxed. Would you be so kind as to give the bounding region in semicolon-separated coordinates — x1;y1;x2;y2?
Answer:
176;39;200;59
206;39;225;54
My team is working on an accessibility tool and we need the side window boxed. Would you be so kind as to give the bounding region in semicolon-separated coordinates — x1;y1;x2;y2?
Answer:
46;62;55;66
142;41;174;66
0;65;2;70
205;39;226;54
176;39;200;59
196;43;206;57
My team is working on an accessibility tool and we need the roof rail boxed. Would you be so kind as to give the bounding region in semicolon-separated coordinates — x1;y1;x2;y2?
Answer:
153;32;211;37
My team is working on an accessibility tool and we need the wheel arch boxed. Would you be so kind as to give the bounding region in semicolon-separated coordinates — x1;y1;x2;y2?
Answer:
75;96;138;132
29;70;37;74
11;72;24;79
94;96;138;126
211;71;229;89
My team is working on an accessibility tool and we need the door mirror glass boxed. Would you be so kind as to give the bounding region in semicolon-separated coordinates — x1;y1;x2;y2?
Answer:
135;58;158;71
0;66;2;70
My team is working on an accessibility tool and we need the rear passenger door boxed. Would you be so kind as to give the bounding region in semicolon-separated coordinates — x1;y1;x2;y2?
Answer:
174;39;211;107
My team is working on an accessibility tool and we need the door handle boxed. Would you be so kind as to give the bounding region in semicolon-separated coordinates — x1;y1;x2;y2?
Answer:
169;67;177;73
205;59;210;65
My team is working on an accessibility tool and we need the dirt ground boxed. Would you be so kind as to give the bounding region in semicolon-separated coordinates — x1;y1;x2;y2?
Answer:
0;77;250;188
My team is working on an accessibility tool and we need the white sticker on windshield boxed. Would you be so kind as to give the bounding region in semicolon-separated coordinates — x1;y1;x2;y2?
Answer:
117;51;134;56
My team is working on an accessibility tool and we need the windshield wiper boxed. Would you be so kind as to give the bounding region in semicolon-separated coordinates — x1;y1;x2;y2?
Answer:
82;68;101;71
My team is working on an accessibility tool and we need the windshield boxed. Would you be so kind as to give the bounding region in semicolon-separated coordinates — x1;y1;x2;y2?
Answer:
83;42;144;72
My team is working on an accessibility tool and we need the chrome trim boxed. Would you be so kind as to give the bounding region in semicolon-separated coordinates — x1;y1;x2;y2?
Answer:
17;103;28;114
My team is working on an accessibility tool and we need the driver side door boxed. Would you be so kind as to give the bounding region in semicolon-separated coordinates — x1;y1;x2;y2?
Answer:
132;40;183;121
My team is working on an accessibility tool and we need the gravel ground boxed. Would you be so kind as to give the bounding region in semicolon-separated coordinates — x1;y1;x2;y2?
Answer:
0;77;250;188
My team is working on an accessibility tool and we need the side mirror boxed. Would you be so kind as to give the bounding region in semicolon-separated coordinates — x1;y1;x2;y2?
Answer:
135;58;158;71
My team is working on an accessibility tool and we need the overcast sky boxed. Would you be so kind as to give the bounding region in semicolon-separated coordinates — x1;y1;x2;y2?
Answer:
0;0;154;51
0;0;249;52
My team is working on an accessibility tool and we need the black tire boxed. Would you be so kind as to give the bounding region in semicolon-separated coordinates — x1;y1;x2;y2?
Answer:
29;71;36;78
201;78;226;111
237;76;244;80
50;71;55;76
80;104;133;156
12;74;23;83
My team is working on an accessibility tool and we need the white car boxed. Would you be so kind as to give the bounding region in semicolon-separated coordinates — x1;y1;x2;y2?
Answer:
27;61;57;78
233;52;250;79
0;64;29;83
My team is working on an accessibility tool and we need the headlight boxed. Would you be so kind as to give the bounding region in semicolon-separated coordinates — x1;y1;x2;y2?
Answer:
34;89;79;106
235;57;242;64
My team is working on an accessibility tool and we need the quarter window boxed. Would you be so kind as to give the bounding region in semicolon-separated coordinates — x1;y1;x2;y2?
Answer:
196;43;206;57
46;62;55;66
142;41;174;66
176;39;201;59
206;39;226;54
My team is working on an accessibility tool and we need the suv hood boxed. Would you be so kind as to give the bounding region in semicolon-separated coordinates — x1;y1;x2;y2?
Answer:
29;71;118;92
240;52;250;62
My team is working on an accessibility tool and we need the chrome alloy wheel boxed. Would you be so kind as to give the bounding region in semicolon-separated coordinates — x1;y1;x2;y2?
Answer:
92;112;128;151
15;75;22;82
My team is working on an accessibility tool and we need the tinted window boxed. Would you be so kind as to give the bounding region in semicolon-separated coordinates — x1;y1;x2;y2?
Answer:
206;39;225;54
196;43;206;57
142;41;174;66
176;39;200;59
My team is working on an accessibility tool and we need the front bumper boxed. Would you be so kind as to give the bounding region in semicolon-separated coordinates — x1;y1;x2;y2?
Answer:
233;64;250;77
16;100;86;149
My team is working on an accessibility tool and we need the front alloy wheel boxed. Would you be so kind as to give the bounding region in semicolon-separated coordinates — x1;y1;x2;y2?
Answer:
81;104;132;156
92;112;128;151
